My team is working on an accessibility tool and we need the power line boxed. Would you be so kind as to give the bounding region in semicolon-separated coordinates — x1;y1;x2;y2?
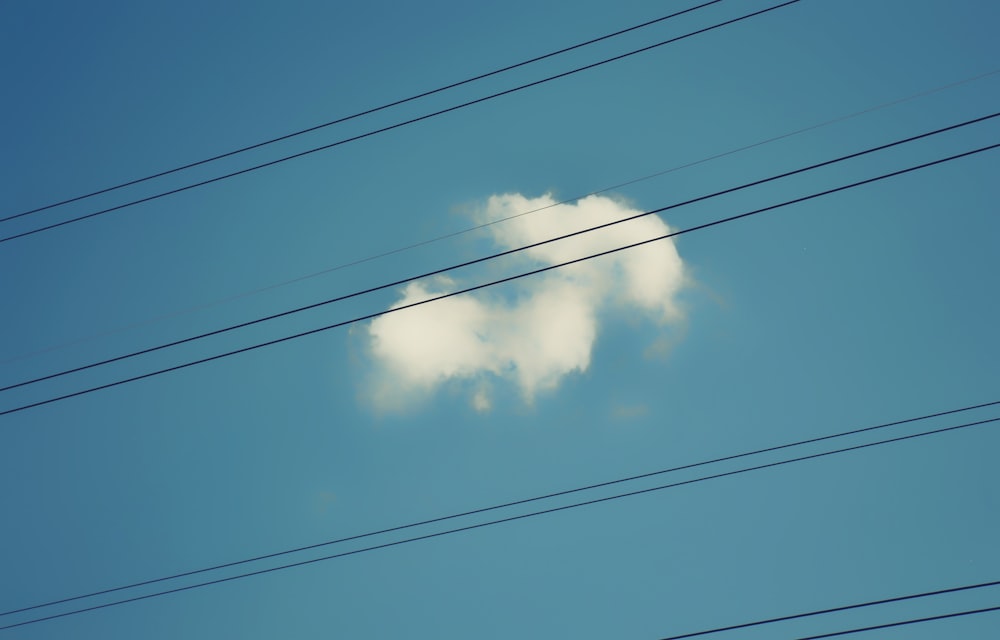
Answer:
5;398;994;620
0;1;724;224
0;0;803;245
4;112;996;396
7;110;995;393
658;578;1000;639
5;67;995;367
794;604;1000;639
2;411;995;630
2;139;997;418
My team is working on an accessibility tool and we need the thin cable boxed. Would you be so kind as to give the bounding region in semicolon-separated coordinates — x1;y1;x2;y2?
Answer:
1;1;724;223
4;112;996;396
795;604;1000;639
658;578;1000;639
2;415;995;630
0;0;803;245
2;141;997;418
6;66;996;367
5;398;994;619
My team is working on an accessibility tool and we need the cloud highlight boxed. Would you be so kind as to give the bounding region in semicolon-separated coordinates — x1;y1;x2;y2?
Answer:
362;193;686;412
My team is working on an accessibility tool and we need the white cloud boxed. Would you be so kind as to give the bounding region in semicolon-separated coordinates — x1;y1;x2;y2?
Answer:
362;193;686;412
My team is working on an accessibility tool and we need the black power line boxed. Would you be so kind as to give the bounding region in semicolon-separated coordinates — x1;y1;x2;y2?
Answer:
2;410;996;630
2;140;997;418
658;578;1000;639
6;111;995;395
5;399;994;620
4;110;997;395
0;1;724;225
3;113;996;397
5;67;995;367
0;0;803;245
795;604;1000;639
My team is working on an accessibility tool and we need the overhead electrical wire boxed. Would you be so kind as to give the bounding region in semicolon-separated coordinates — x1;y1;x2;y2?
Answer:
794;605;1000;639
2;141;997;415
657;577;1000;639
5;66;995;367
6;113;994;395
2;133;998;418
4;399;995;621
0;1;724;224
0;0;803;245
2;410;996;630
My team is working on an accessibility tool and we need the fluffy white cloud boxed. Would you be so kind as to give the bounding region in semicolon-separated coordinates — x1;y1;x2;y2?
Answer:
362;193;686;412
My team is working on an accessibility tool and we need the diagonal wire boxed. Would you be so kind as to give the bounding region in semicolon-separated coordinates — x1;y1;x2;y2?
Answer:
2;414;996;631
4;399;995;619
0;0;804;245
0;0;724;223
658;578;1000;639
794;604;1000;639
3;111;997;396
4;66;995;367
1;140;997;418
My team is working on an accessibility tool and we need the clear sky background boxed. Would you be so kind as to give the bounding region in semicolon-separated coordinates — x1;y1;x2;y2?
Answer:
1;1;999;638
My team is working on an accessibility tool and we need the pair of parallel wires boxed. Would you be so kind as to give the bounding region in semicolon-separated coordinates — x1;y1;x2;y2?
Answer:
2;110;998;417
3;65;996;368
2;400;997;630
0;0;795;243
658;583;1000;639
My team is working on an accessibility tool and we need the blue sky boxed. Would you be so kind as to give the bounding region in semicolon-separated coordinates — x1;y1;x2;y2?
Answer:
1;0;999;638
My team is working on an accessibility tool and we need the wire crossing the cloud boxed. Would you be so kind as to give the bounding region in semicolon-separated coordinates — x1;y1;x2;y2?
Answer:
5;66;994;368
1;115;997;416
4;67;995;368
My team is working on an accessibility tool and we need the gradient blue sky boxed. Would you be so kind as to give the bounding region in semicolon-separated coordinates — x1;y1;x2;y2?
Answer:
2;1;999;638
